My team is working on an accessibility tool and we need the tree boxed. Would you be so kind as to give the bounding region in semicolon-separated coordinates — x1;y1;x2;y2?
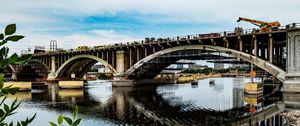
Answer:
0;24;35;125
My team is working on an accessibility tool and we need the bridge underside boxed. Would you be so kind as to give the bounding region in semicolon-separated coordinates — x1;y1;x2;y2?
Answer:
127;50;232;79
56;58;99;79
125;45;286;81
16;60;49;81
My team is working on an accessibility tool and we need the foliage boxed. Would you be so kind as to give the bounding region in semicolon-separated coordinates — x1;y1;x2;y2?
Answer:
49;106;82;126
182;68;213;74
0;24;34;125
182;67;251;74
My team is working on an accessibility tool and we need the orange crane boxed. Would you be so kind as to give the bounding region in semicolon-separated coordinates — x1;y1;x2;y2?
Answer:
237;17;280;31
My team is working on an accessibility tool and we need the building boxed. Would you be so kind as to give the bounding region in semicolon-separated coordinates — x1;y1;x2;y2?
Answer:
21;48;33;55
188;64;210;69
214;62;224;70
91;64;111;73
34;46;46;54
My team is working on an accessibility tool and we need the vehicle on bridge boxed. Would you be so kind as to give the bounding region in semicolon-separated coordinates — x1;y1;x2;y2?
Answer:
93;45;105;49
76;46;89;51
199;33;221;38
237;17;281;31
57;48;66;52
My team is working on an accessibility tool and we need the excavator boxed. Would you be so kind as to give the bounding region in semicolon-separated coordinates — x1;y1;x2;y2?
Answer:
237;17;281;31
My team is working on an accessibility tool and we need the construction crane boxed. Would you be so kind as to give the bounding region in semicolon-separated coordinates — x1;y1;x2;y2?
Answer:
237;17;280;31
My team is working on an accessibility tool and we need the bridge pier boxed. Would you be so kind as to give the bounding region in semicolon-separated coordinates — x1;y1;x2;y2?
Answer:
11;72;17;81
113;50;126;80
284;26;300;93
47;56;56;81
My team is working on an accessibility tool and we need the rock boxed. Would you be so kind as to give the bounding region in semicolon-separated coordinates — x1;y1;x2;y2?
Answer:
281;110;300;125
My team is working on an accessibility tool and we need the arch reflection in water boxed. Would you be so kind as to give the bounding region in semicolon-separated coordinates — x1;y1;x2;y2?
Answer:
6;78;285;125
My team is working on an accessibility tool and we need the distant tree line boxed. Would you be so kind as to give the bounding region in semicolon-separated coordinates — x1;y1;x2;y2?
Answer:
182;67;249;74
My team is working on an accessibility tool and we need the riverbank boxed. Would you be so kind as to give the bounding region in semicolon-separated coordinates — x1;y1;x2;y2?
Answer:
176;73;222;83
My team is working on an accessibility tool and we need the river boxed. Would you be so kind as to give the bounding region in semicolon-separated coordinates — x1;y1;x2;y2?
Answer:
6;77;287;126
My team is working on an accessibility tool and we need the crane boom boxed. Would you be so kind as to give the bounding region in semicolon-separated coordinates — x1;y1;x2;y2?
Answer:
237;17;280;31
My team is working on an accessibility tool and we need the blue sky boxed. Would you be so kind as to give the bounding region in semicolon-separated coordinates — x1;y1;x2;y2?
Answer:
0;0;299;54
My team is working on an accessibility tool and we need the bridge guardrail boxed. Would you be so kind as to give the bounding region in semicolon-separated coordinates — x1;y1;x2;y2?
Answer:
286;23;300;30
34;24;293;55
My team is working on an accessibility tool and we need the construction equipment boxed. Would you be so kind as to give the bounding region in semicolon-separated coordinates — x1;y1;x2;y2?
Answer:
237;17;280;31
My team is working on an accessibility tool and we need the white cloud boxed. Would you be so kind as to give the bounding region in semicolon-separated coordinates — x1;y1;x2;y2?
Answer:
1;0;300;54
2;0;299;24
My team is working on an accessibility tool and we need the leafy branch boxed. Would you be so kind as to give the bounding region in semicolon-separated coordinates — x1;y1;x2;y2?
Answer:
0;24;34;126
49;106;82;126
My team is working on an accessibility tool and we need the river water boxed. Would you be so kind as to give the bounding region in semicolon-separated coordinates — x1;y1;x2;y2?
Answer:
6;77;287;126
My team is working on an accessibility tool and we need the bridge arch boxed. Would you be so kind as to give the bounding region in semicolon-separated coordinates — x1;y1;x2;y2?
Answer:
27;59;51;72
124;45;286;81
16;59;50;81
55;54;117;79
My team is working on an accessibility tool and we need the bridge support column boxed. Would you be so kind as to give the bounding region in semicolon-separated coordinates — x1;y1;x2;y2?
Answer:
268;34;274;63
116;50;125;74
114;50;125;80
47;56;56;81
11;72;17;81
237;36;243;61
284;27;300;93
238;36;243;52
252;35;257;56
129;48;132;67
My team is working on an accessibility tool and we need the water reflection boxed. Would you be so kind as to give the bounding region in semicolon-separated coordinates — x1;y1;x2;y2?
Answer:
7;78;285;126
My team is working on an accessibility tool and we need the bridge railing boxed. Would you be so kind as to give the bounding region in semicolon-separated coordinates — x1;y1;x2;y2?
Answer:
286;23;300;30
34;24;291;55
69;26;288;51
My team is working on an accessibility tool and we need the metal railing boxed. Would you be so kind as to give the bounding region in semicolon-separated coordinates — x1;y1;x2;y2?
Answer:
35;24;298;56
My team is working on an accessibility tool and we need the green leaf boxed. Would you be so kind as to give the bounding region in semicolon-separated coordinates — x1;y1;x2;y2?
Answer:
0;109;5;117
11;101;21;112
49;122;58;126
9;53;18;63
1;86;20;95
11;98;18;108
73;105;78;119
29;113;36;122
7;87;20;95
4;104;10;112
0;73;4;88
5;35;24;42
0;40;7;46
0;33;4;40
63;117;73;125
58;115;63;125
21;120;26;126
0;59;10;67
5;24;16;35
72;118;81;126
0;95;7;106
0;47;8;58
14;54;32;64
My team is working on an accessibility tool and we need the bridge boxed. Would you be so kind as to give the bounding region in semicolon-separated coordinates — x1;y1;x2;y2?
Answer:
10;23;300;92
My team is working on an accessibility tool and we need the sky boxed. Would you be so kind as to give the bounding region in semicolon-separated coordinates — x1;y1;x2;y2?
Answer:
0;0;299;54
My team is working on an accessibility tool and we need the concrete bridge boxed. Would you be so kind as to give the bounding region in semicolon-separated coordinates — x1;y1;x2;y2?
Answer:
13;23;300;92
